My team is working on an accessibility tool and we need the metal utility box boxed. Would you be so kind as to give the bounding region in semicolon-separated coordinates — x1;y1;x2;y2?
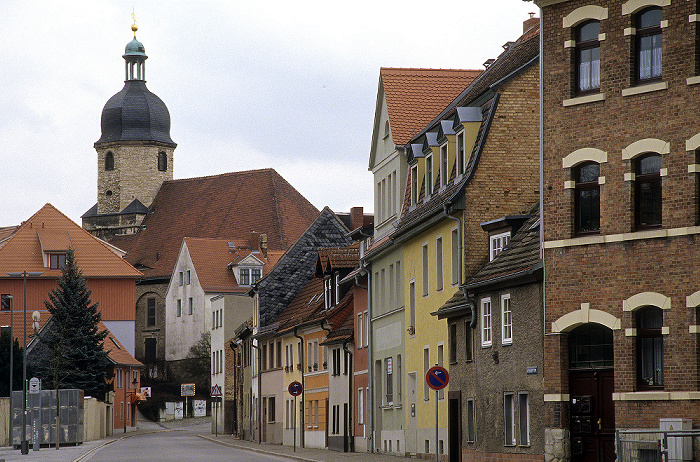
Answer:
659;418;692;462
11;389;84;447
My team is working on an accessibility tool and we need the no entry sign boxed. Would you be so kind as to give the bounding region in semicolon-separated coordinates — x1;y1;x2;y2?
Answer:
288;381;303;396
425;366;449;391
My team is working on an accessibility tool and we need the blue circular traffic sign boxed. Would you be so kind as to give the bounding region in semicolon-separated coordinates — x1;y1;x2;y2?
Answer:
288;381;303;396
426;366;449;391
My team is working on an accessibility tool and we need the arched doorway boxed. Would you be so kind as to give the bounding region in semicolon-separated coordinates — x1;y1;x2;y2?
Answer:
568;324;615;462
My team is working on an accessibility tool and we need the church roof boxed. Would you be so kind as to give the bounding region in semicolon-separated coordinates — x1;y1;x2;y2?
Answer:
96;80;175;146
109;169;319;280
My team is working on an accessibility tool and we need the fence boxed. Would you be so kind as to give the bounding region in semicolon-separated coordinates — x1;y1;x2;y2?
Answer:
616;428;700;462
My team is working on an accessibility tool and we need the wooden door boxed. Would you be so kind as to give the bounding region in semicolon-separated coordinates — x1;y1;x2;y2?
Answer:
570;369;615;462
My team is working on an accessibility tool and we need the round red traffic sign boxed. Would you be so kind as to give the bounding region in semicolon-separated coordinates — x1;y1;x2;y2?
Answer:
288;381;303;396
426;366;449;391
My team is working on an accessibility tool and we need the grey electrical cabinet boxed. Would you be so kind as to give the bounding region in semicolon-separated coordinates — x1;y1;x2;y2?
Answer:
11;389;84;447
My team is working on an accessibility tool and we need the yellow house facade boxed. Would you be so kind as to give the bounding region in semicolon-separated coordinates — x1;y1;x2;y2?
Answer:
394;105;483;459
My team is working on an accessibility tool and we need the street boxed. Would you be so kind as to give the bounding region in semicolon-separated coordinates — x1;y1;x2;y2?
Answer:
81;429;293;462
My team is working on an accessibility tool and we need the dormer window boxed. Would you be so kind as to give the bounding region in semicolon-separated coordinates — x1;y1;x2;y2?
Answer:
240;268;251;286
324;276;333;309
456;131;465;177
251;268;262;282
489;232;510;261
410;165;419;206
440;143;448;188
425;154;433;197
49;253;67;270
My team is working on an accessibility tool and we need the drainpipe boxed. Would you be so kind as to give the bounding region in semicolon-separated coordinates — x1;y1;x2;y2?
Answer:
342;340;354;452
365;267;374;453
293;327;305;448
251;340;262;444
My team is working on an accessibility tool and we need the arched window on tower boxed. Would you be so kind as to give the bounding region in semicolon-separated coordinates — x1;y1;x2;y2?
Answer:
105;151;114;171
158;151;167;172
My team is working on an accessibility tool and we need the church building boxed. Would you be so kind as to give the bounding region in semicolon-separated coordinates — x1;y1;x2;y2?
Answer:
82;24;320;378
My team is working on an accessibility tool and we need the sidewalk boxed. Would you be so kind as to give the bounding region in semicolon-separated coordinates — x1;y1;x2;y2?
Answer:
198;434;412;462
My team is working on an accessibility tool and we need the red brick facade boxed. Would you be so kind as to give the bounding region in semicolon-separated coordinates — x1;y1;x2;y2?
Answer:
539;0;700;459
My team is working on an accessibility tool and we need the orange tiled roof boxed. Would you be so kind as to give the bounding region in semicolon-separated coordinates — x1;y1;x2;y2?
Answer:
100;321;142;367
381;68;482;145
110;169;319;280
183;237;284;293
0;204;141;278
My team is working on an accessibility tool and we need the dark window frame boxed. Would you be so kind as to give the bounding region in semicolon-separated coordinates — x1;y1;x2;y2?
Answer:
49;253;67;270
635;7;663;84
574;162;601;235
575;20;601;95
157;151;168;172
146;297;156;327
636;306;664;390
635;153;662;230
105;151;115;171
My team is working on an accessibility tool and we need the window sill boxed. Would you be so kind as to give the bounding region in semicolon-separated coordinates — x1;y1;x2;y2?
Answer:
621;81;668;97
687;76;700;86
563;92;605;107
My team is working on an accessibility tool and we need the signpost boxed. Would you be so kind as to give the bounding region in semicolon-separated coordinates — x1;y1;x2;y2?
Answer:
211;385;222;437
181;383;195;418
288;381;303;452
426;366;449;462
29;378;40;452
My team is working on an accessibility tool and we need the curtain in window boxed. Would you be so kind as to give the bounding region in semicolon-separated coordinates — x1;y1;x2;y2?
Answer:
639;34;662;80
579;48;600;91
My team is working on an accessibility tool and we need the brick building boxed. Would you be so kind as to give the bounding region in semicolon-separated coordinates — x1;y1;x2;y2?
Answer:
533;0;700;460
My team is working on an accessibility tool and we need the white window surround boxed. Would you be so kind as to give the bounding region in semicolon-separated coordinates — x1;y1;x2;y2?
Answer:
501;294;513;345
562;5;609;28
563;93;606;107
685;133;700;151
562;148;608;168
551;302;621;333
622;291;672;311
621;81;668;97
481;298;492;347
490;232;510;261
622;138;670;160
622;0;670;16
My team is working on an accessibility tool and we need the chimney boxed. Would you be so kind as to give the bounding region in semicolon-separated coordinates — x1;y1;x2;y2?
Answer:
250;231;260;253
350;207;364;231
524;12;538;33
259;234;268;258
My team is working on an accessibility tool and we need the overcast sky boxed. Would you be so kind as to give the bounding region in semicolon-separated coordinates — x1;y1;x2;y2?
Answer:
0;0;537;227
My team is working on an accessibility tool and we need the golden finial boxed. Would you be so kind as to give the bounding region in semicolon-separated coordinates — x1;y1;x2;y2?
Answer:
131;7;138;36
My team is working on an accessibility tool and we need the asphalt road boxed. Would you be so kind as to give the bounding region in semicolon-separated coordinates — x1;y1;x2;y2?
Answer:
81;428;294;462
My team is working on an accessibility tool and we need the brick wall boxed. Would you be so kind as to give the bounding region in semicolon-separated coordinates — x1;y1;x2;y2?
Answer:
540;0;700;436
463;63;540;280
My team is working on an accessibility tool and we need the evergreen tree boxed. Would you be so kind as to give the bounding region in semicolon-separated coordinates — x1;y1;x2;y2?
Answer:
32;249;110;398
0;329;23;397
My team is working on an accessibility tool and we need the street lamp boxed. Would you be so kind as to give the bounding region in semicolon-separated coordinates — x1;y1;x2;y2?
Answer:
7;271;43;455
6;294;13;449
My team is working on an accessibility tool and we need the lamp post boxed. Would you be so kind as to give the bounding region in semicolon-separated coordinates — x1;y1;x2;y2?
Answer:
124;369;139;433
7;271;43;455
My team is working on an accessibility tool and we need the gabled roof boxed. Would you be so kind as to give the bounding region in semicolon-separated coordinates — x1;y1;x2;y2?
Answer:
0;204;141;278
255;207;352;327
378;68;482;147
182;237;283;293
369;68;482;169
464;204;541;290
109;169;319;280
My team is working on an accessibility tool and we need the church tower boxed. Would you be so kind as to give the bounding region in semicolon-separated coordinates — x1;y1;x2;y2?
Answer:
83;21;176;240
